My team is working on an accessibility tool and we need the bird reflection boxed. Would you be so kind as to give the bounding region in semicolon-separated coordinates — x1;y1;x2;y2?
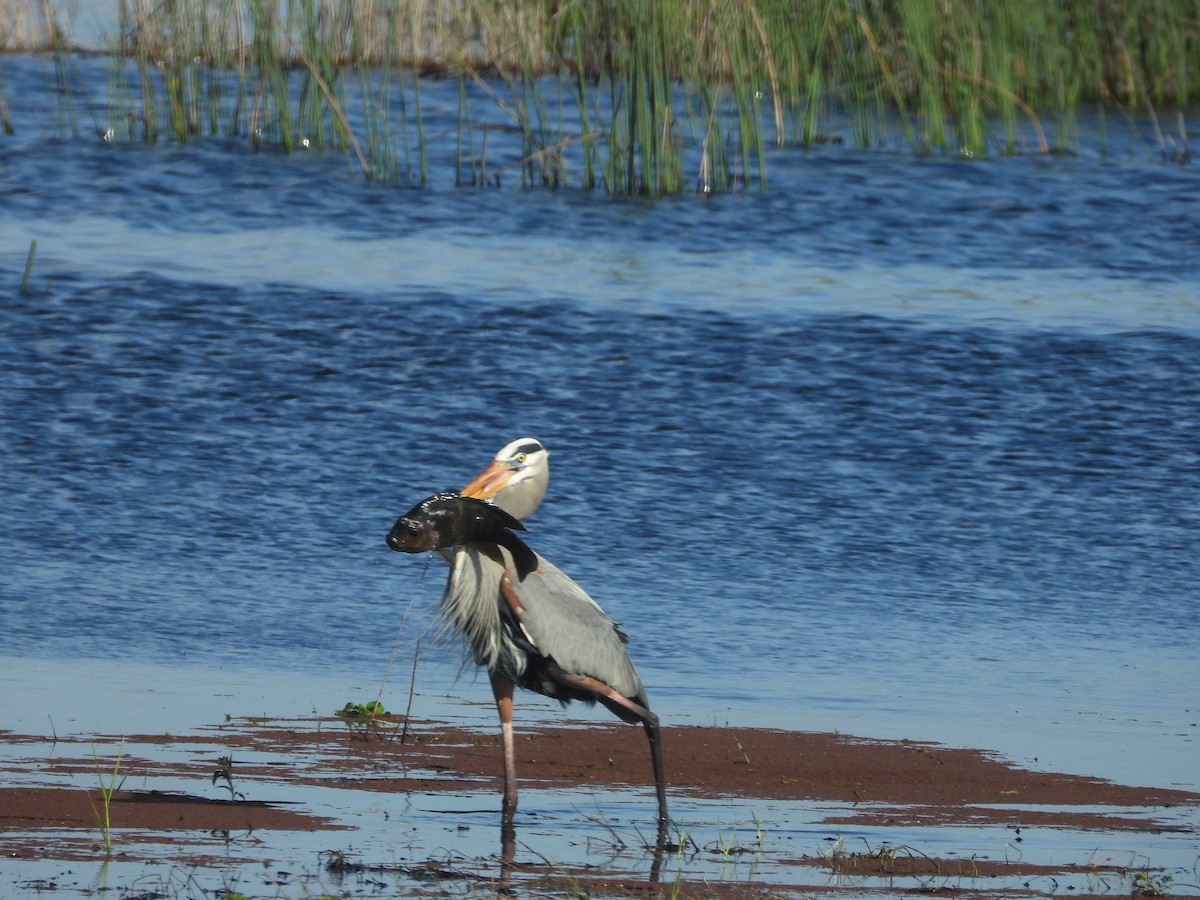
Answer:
494;814;669;892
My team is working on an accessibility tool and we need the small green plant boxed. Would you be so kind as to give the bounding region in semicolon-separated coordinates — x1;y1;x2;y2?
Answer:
707;821;765;883
1132;870;1174;896
872;841;898;872
212;756;245;801
219;868;248;900
750;810;767;849
819;835;848;869
713;824;739;880
90;739;126;854
819;838;939;875
336;699;390;738
668;822;695;899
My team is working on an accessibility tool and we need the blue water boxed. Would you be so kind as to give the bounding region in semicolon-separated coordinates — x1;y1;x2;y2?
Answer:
1;54;1198;799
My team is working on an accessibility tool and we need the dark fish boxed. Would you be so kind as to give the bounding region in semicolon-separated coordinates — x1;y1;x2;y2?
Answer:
386;491;538;580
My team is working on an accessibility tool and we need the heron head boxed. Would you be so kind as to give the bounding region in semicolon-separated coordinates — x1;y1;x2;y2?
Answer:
461;437;549;521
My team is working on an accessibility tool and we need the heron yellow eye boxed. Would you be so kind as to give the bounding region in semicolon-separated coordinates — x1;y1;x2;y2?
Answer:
516;453;527;463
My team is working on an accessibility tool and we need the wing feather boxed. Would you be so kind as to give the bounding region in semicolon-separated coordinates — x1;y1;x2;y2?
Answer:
504;556;646;704
438;546;646;707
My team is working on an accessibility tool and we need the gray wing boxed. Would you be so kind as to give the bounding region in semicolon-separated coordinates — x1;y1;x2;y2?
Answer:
506;553;647;705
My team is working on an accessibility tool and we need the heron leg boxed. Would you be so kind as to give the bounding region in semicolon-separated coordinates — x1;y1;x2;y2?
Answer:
488;671;519;818
544;664;670;828
644;715;670;832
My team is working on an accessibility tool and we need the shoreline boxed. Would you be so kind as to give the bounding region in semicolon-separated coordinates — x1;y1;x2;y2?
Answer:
4;716;1196;897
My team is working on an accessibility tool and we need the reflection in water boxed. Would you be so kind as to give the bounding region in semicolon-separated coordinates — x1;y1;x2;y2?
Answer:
499;819;516;893
496;814;670;891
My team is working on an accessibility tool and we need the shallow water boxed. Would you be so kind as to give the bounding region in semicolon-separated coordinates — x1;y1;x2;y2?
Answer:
1;49;1199;896
2;657;1197;900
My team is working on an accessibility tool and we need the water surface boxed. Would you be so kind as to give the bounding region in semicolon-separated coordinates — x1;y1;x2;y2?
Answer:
1;54;1198;802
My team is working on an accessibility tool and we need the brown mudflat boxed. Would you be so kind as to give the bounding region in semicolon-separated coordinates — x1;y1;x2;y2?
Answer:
2;717;1196;897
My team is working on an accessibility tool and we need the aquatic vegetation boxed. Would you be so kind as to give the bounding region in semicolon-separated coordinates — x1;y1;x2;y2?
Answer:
0;0;1197;192
707;816;768;882
211;755;246;801
89;739;126;854
1132;870;1174;896
335;699;393;738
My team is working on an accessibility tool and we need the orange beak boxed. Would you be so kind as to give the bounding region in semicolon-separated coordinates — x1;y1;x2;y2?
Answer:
461;459;515;501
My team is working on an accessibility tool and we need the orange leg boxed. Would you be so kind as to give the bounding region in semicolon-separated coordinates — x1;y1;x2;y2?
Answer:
488;671;518;818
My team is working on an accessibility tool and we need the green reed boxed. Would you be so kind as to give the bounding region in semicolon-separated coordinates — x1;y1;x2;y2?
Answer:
4;0;1198;193
90;739;126;854
455;67;475;186
95;0;416;179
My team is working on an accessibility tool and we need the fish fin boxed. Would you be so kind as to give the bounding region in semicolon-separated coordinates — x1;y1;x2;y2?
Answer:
495;532;538;581
488;504;528;533
478;545;505;567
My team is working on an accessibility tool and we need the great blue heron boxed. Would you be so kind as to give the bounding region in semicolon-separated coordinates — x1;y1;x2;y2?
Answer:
387;438;668;828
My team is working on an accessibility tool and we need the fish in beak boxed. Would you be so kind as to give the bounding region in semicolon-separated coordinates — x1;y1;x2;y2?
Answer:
386;491;537;580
